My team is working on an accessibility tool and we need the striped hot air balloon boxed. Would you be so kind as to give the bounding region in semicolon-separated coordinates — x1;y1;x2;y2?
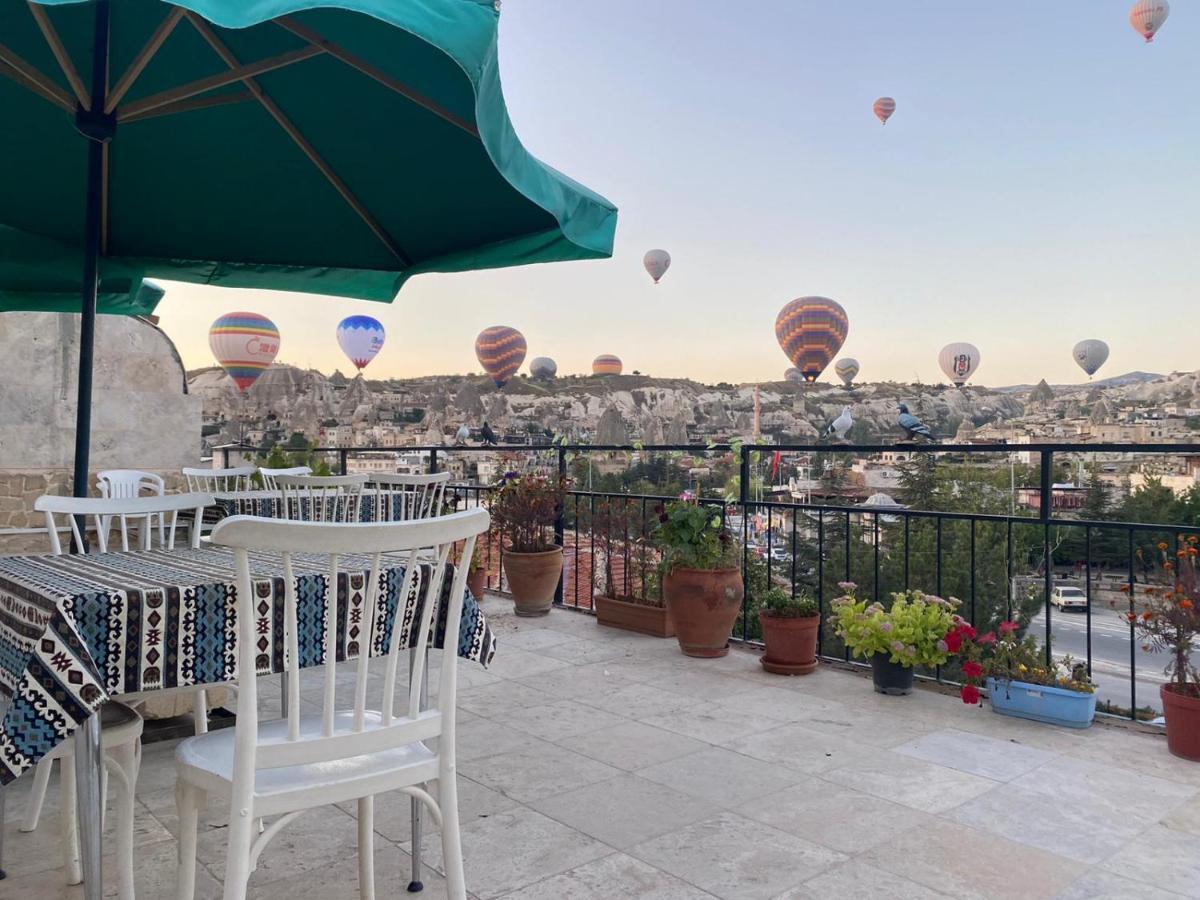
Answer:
1129;1;1169;42
475;326;527;387
775;297;849;383
874;97;896;124
209;312;280;393
593;354;623;376
835;358;860;387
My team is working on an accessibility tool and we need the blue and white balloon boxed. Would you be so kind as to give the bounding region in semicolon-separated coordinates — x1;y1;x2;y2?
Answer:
337;315;386;371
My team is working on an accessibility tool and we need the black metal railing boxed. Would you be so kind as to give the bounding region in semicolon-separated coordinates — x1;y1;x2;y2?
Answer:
223;441;1200;721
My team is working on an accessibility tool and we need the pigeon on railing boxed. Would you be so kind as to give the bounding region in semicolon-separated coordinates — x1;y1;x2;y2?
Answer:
455;424;470;445
480;422;498;446
823;406;853;443
898;404;934;442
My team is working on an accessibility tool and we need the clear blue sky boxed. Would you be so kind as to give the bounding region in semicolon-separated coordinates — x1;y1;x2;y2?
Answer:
158;0;1198;386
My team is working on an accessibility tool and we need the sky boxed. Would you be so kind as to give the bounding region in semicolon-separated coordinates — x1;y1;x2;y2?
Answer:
155;1;1199;388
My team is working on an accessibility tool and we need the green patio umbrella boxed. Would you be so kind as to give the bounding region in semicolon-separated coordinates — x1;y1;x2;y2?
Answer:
0;0;617;497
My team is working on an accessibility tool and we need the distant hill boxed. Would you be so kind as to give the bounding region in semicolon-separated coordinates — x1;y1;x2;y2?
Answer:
994;372;1163;393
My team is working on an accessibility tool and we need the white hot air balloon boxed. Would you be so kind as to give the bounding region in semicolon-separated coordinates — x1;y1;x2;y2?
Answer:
643;249;671;284
1129;1;1169;42
834;358;860;387
530;357;557;379
938;343;981;387
1073;340;1110;379
336;315;385;371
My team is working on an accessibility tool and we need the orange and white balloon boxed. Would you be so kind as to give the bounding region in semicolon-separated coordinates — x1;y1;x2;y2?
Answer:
1129;1;1169;42
593;354;623;376
873;97;896;125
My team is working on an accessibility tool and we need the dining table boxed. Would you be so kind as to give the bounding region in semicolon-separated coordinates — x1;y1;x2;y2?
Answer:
0;544;495;897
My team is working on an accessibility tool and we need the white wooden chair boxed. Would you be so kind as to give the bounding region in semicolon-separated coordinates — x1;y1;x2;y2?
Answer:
175;508;489;900
97;468;167;547
183;466;256;493
367;472;451;522
258;465;313;490
275;473;369;523
35;493;213;554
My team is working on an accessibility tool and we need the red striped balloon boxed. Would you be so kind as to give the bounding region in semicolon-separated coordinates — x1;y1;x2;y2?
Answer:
592;354;623;376
209;312;280;393
775;297;849;384
475;326;527;387
874;97;896;124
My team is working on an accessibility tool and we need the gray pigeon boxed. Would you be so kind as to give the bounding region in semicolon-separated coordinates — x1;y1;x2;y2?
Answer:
898;403;933;442
824;406;853;443
454;424;470;445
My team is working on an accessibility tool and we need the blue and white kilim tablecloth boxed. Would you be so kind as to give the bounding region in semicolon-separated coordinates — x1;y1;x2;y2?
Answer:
0;546;495;784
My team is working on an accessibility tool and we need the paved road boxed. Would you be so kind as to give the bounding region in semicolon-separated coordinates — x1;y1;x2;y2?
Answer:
1029;605;1193;714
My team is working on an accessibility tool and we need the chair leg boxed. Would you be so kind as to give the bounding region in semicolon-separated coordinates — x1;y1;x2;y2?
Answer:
358;796;375;900
107;744;138;900
175;782;202;900
60;754;82;885
438;776;467;900
19;757;53;832
222;804;256;900
193;690;209;735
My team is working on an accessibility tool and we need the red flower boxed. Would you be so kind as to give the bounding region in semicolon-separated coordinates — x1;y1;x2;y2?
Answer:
960;684;981;705
944;630;963;653
958;623;977;641
976;631;997;646
999;620;1020;635
963;661;983;679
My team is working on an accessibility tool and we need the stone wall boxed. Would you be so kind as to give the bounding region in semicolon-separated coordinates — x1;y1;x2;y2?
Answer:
0;312;201;551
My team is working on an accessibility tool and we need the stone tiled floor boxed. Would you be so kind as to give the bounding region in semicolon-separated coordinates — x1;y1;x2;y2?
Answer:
3;594;1200;899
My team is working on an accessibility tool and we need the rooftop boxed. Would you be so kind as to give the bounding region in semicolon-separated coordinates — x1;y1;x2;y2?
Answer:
3;598;1198;900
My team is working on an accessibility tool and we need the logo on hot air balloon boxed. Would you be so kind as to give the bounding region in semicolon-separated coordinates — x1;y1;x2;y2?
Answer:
938;343;981;388
1129;1;1169;42
336;315;385;371
209;312;280;393
775;297;849;384
1073;339;1110;379
475;326;527;387
593;354;623;376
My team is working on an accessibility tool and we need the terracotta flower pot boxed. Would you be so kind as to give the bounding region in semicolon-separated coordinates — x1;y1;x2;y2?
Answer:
595;595;675;638
759;612;820;675
662;567;744;658
502;546;563;617
466;568;487;600
1161;683;1200;761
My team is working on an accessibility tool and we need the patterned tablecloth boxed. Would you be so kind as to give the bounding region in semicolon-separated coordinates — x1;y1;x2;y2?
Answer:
0;547;496;785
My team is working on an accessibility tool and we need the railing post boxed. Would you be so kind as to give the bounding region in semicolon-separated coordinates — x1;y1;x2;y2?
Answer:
1041;450;1053;666
221;446;230;469
429;448;438;475
739;444;750;634
339;448;349;475
554;446;566;606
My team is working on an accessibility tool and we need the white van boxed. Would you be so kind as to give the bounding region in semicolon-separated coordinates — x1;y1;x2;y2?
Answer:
1050;586;1088;611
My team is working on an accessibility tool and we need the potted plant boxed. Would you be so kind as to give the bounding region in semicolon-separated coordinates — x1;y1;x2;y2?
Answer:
593;500;674;638
758;587;820;675
466;538;487;600
1125;539;1200;759
830;584;962;695
490;472;566;617
959;622;1097;728
653;496;743;658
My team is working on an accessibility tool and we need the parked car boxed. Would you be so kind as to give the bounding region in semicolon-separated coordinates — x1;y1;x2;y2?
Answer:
1051;586;1088;611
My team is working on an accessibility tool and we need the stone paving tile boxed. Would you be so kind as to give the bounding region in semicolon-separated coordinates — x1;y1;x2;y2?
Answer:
578;682;707;721
1100;823;1200;897
335;776;518;844
710;685;845;723
636;746;805;808
893;728;1056;782
628;812;846;900
781;859;951;899
865;818;1083;900
460;745;621;804
722;722;880;775
484;647;573;680
457;680;558;719
787;704;927;748
531;773;719;850
820;749;999;814
653;704;789;746
1054;869;1189;900
514;659;642;699
539;637;636;665
501;698;628;743
555;720;708;771
494;851;715;899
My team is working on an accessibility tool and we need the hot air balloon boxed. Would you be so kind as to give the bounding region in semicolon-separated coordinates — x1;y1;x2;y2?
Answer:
336;315;385;371
475;326;527;387
1073;340;1110;379
1130;1;1169;42
873;97;896;124
784;368;805;385
775;297;849;383
593;354;623;376
530;357;558;379
835;358;860;388
209;312;280;393
938;343;981;387
643;249;671;284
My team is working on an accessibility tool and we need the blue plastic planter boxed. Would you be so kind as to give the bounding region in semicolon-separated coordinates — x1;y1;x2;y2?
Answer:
986;677;1096;729
984;681;1099;729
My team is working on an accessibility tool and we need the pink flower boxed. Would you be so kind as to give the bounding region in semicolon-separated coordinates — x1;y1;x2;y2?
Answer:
880;621;894;633
936;639;949;653
999;620;1020;635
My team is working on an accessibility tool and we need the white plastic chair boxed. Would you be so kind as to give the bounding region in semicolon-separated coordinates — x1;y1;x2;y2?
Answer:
175;508;489;900
367;472;451;522
98;468;167;547
35;492;214;554
183;466;256;493
258;466;313;490
20;701;143;900
276;473;369;523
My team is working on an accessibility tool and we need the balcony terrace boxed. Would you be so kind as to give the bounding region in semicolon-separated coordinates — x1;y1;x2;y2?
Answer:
3;597;1197;900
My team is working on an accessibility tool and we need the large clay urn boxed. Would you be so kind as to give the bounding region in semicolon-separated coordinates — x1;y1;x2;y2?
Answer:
502;547;563;617
662;567;744;658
